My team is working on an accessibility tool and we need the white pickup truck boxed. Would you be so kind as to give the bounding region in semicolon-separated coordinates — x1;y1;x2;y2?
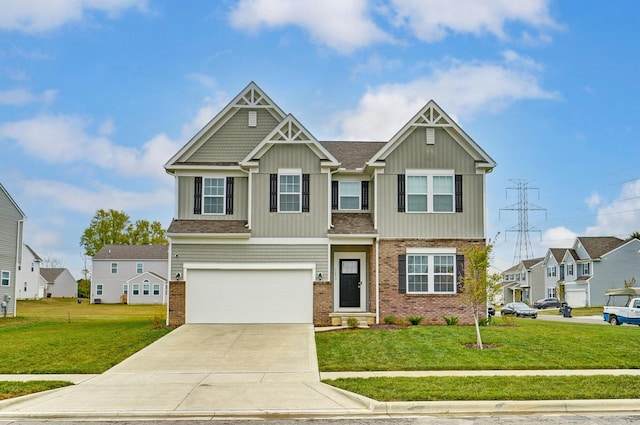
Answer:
602;288;640;326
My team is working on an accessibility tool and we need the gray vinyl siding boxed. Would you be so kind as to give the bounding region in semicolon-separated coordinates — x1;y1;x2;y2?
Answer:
177;176;248;220
0;188;23;315
529;263;546;303
91;259;168;304
377;127;484;238
252;144;328;237
183;109;280;163
589;241;640;306
171;243;328;279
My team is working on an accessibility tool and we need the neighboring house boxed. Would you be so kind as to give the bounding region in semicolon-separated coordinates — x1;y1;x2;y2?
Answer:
557;236;640;307
16;244;44;300
164;82;496;326
541;248;567;300
91;245;168;304
500;258;544;305
40;268;77;298
0;183;25;317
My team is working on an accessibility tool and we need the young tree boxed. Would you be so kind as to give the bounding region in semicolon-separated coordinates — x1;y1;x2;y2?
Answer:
630;231;640;240
80;209;167;257
458;242;502;350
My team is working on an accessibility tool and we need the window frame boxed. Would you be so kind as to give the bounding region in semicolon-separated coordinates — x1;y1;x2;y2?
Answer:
278;170;302;213
111;262;118;274
406;249;457;294
123;284;128;295
153;283;160;296
143;280;150;296
132;284;140;296
136;262;143;274
405;170;455;213
338;181;361;211
1;270;10;286
202;177;226;215
96;284;103;295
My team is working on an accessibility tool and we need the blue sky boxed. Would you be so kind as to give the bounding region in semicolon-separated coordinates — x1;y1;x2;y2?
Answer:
1;0;639;277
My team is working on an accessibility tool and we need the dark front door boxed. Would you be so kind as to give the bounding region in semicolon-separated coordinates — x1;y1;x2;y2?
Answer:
339;259;360;308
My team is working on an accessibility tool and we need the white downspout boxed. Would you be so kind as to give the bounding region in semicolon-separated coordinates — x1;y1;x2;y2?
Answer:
375;237;380;324
14;219;24;317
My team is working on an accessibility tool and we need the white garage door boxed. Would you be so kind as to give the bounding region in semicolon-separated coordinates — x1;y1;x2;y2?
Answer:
185;266;313;324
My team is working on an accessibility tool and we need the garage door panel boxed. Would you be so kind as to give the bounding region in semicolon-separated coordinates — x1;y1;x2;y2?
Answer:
186;268;313;324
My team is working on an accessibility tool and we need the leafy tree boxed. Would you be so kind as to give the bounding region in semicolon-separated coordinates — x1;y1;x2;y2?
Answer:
80;209;167;257
630;231;640;240
77;279;90;298
458;242;502;350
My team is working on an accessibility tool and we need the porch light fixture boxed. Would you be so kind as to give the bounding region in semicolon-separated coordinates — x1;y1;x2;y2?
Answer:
317;272;323;281
175;272;182;280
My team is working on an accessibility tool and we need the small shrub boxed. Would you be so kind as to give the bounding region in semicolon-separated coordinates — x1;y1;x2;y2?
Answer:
443;316;459;326
406;316;424;326
501;314;516;326
383;315;399;325
478;317;491;326
346;317;360;328
150;315;165;329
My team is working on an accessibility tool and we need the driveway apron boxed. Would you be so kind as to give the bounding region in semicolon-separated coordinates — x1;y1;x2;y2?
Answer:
0;324;368;417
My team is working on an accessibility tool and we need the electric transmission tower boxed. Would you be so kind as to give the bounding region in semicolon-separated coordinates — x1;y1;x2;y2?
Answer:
499;179;547;265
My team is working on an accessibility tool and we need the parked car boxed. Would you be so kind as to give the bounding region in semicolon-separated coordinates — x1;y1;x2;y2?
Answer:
533;297;561;309
501;302;538;318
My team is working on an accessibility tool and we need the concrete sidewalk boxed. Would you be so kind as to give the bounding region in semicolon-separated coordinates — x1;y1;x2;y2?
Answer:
0;324;639;419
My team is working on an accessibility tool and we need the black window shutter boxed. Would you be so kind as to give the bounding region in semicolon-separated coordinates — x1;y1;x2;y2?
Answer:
225;177;234;215
456;254;465;293
331;181;339;210
193;177;202;215
455;174;463;213
398;254;407;294
269;174;278;212
302;173;310;212
361;181;369;210
397;174;405;212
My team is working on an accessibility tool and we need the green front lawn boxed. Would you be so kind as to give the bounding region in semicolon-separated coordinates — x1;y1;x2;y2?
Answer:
0;381;72;401
316;318;640;371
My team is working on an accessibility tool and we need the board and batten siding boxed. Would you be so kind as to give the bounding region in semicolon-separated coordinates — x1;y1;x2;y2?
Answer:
376;127;485;238
251;144;328;238
178;175;248;220
589;240;640;306
181;109;281;163
171;243;328;279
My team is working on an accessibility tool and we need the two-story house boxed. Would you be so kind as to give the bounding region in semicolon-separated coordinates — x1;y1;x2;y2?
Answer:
0;183;25;317
91;245;168;304
500;257;544;305
541;248;567;300
164;82;496;326
557;236;640;307
16;244;44;300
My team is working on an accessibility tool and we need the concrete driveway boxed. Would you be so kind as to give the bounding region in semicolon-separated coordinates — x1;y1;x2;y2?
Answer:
0;324;369;418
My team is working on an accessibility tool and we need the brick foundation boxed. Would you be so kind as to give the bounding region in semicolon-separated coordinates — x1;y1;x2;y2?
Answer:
313;280;333;326
378;239;485;325
168;280;185;326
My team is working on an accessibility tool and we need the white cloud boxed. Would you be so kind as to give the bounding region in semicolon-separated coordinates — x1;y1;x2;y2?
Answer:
585;192;602;210
0;88;57;105
229;0;391;54
390;0;559;42
542;226;578;247
333;53;559;140
19;179;172;214
0;0;148;33
0;114;179;180
585;180;640;238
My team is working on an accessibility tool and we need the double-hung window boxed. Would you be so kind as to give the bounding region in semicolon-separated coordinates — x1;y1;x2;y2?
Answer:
143;280;150;296
133;284;140;295
203;177;225;214
1;271;9;286
111;263;118;274
96;284;103;295
405;171;454;213
279;171;301;212
339;181;360;210
153;284;160;296
406;250;456;294
136;262;143;274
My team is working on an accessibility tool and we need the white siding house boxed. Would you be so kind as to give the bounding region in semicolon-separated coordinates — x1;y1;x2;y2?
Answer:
16;244;44;300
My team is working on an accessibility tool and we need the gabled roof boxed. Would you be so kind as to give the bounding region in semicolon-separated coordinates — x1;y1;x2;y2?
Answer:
165;81;286;170
24;244;42;262
561;249;579;263
240;114;339;167
545;248;568;263
93;245;168;260
575;236;626;259
320;141;386;171
502;264;519;274
126;271;167;283
522;257;544;269
367;100;496;172
0;182;26;219
167;219;250;236
40;268;66;283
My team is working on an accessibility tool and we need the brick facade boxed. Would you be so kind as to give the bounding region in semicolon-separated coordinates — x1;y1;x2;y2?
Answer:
313;280;333;326
168;280;185;326
378;238;484;325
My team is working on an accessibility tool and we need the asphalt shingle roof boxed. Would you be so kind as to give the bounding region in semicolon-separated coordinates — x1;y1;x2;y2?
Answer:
93;244;169;260
166;219;250;235
40;268;65;282
329;213;377;235
577;236;626;259
320;141;386;170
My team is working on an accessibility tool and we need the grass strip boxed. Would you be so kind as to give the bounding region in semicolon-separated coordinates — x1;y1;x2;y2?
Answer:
325;375;640;401
0;381;72;400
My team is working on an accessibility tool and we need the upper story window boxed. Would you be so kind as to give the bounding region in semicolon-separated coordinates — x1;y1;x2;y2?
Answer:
136;262;143;274
203;177;225;214
547;266;556;277
111;262;118;274
339;181;360;210
399;171;459;213
567;264;574;276
279;173;301;212
580;262;590;276
1;271;9;286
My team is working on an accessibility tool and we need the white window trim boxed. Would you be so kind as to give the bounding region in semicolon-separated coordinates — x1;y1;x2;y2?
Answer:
132;283;140;295
405;169;455;214
96;284;103;295
406;248;456;294
278;169;302;213
153;283;160;296
123;283;128;295
203;177;226;215
1;270;10;286
143;280;150;296
136;262;143;274
338;181;361;211
111;262;118;274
